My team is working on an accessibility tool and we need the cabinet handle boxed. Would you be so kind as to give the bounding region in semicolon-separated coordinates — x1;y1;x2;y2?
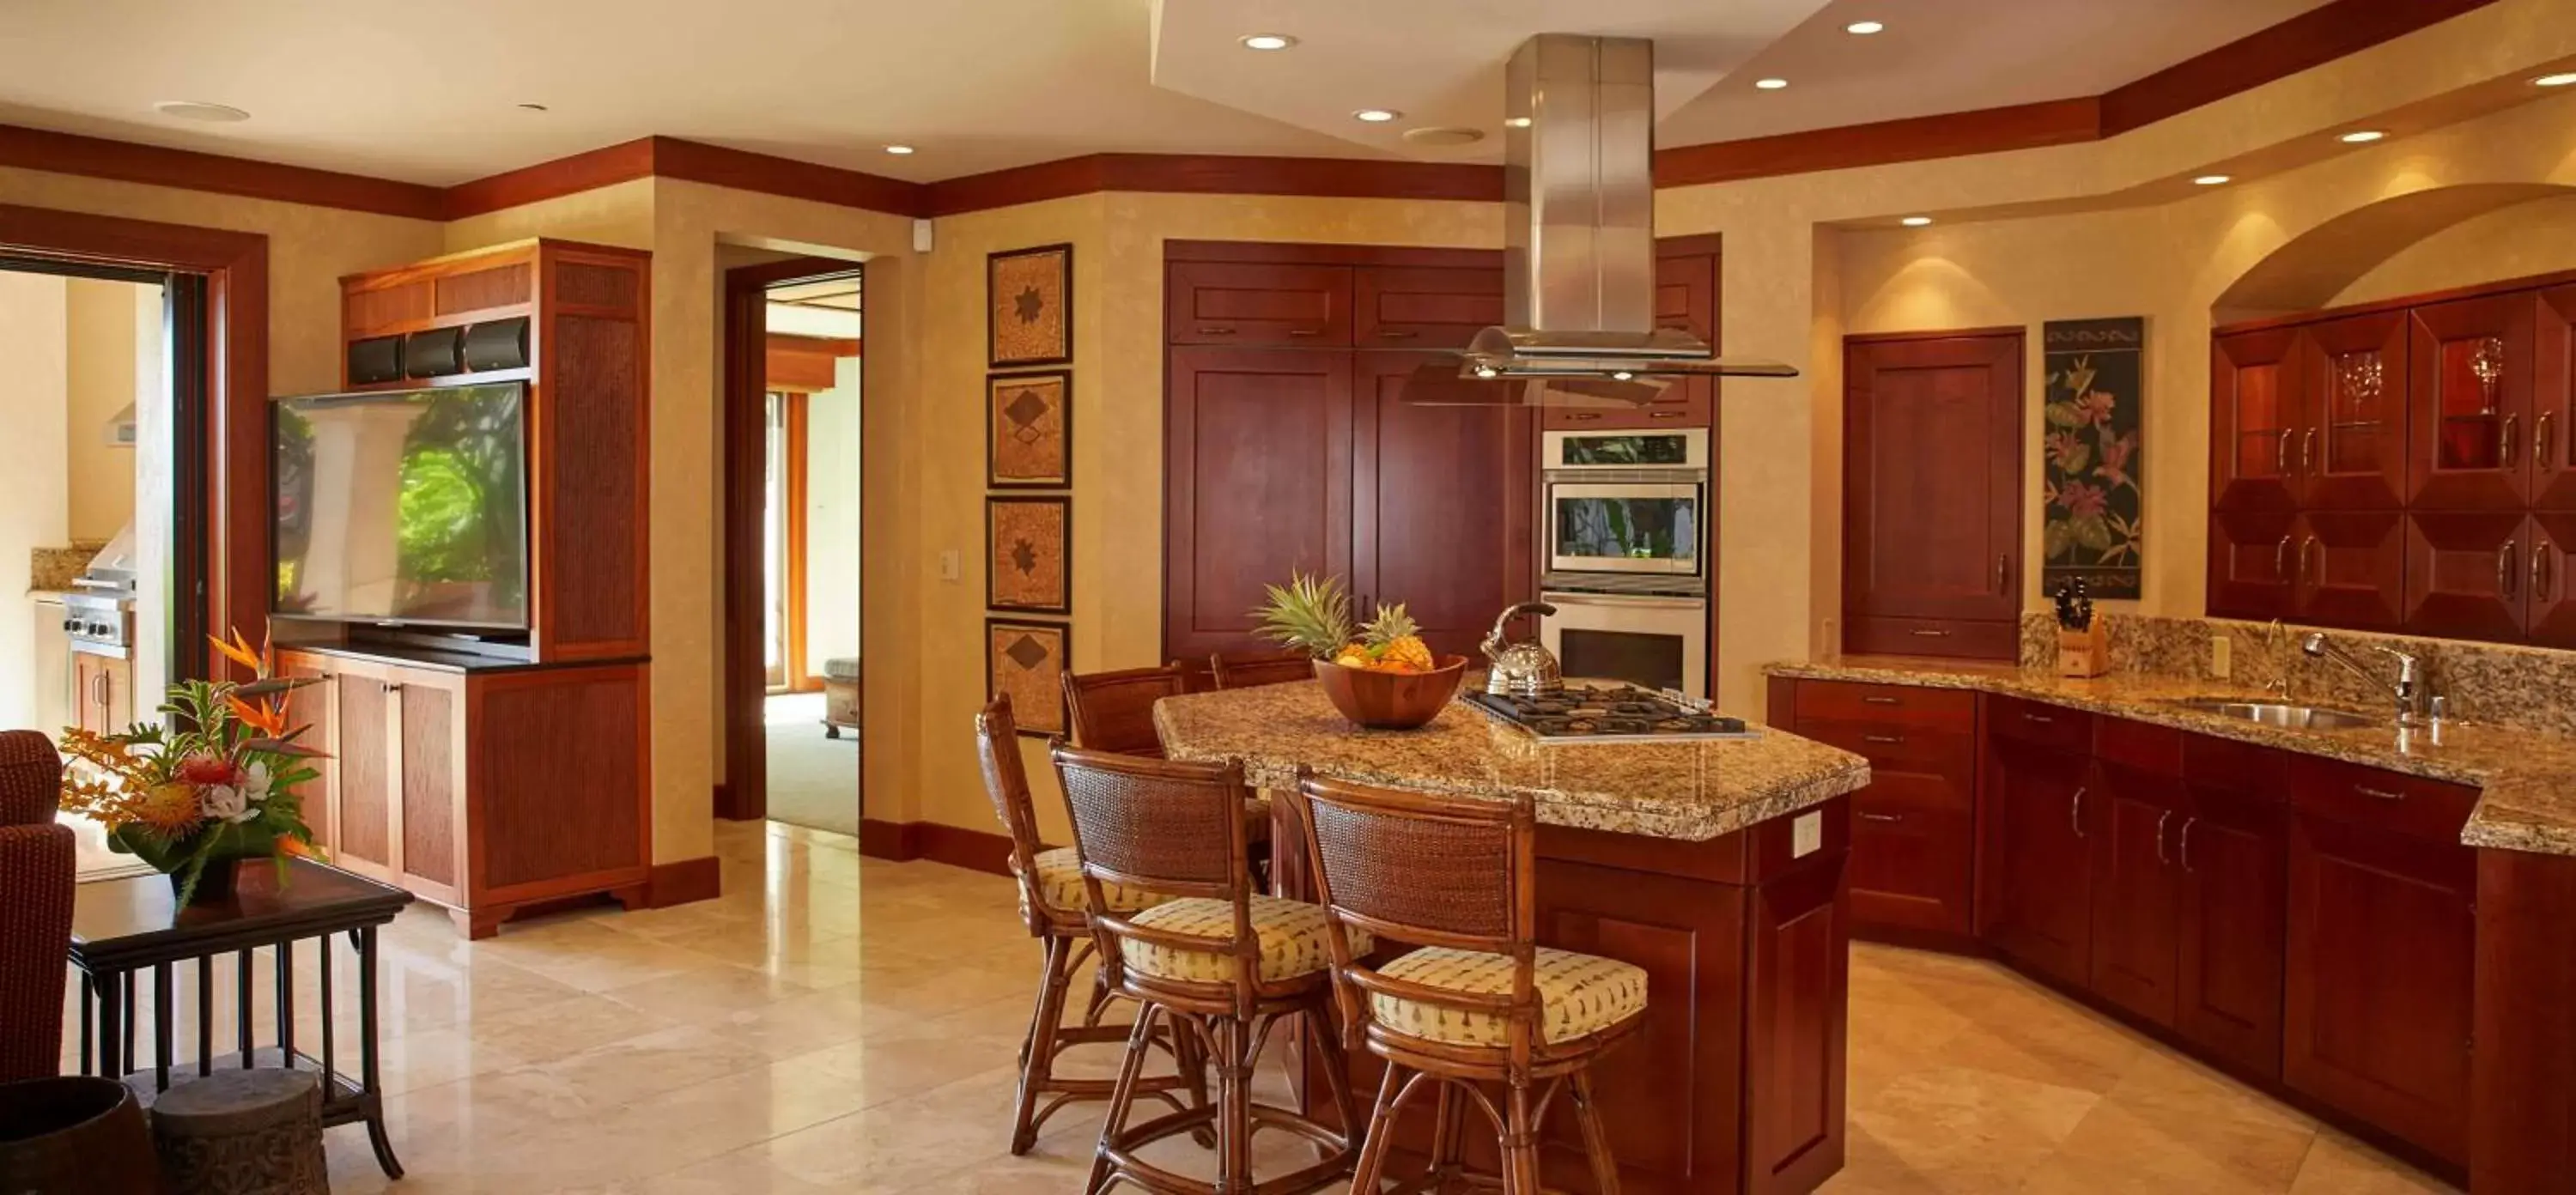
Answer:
2275;428;2291;476
2500;539;2519;599
1565;412;1602;422
2503;414;2520;464
2156;809;2174;867
2540;412;2555;470
1649;410;1688;420
1857;811;1905;824
2301;428;2316;475
2179;817;2196;872
1910;628;1952;638
2274;536;2291;581
2070;786;2087;839
1287;328;1321;337
1860;695;1901;706
2305;537;2321;585
2354;785;2405;802
1376;330;1419;340
2023;712;2054;725
2538;540;2555;604
1196;325;1237;336
1862;733;1905;744
1996;553;2010;594
385;682;405;695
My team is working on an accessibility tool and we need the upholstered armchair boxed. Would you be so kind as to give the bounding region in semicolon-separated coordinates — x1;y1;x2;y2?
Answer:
0;731;74;1082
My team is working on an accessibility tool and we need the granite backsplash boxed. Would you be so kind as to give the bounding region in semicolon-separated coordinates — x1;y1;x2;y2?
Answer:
2020;612;2576;737
27;542;103;593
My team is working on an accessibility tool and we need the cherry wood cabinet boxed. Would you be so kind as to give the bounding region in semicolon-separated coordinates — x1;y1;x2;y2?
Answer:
2207;507;2299;619
2283;755;2477;1168
2300;311;2410;509
2211;328;2306;513
1351;351;1534;659
1352;264;1503;350
1163;346;1355;660
2531;284;2576;508
1978;718;2094;988
1841;331;2024;659
2086;721;2186;1028
1767;678;1976;943
2407;293;2538;512
2172;735;2289;1080
1167;261;1352;347
1543;251;1719;432
2293;509;2406;629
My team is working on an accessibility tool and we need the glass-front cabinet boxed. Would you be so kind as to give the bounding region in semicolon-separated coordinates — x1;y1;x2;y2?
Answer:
2300;312;2409;509
2211;328;2302;511
2408;292;2537;510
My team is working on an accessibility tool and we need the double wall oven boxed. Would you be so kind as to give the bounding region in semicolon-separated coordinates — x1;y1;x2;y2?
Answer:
1539;428;1710;698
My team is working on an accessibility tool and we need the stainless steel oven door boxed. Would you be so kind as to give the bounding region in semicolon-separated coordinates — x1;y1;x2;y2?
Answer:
1547;481;1704;575
1542;428;1709;471
1540;591;1707;699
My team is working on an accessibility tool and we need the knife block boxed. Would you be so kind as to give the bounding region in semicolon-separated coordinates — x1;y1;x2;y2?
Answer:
2057;619;2111;678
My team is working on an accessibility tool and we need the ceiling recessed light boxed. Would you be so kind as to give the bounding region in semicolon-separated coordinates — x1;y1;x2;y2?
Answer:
1504;116;1534;129
152;100;249;123
2193;174;2232;185
1900;215;1933;227
2339;129;2386;143
1754;77;1789;90
1353;108;1400;123
884;144;916;155
2534;72;2576;88
1239;33;1297;51
1845;20;1886;34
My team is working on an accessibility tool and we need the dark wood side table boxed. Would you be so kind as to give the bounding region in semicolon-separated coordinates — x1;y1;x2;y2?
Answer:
67;858;414;1178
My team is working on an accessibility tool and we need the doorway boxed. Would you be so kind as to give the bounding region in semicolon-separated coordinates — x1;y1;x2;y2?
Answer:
721;259;864;835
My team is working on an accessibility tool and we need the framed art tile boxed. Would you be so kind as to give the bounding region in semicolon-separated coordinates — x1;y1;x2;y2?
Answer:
987;370;1072;488
986;618;1069;738
989;243;1072;367
987;495;1071;614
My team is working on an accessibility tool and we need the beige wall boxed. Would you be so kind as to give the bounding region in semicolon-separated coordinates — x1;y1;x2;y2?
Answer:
0;273;70;731
2334;193;2576;306
64;277;138;543
806;355;863;666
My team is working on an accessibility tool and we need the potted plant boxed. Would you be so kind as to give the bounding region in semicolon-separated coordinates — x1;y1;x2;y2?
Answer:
1253;572;1467;730
57;631;325;906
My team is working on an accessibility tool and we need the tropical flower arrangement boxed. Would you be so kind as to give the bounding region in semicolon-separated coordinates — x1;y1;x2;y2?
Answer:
58;630;325;904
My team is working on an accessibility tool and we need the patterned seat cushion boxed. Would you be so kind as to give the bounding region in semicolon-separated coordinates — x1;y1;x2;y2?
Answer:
1121;895;1370;984
1015;846;1170;916
823;657;862;682
1370;947;1646;1047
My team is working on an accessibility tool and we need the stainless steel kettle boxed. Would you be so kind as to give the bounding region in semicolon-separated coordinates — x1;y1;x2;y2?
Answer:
1481;602;1562;696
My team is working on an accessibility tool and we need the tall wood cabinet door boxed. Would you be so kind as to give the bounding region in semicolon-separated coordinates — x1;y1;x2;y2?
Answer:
2408;293;2538;511
2292;510;2405;629
1978;737;2093;988
1166;262;1352;347
2174;784;2287;1081
1843;333;2024;654
2086;760;2184;1028
1163;348;1355;659
2283;812;2476;1166
71;654;105;734
2210;328;2305;512
2300;312;2408;509
2207;507;2297;620
1352;265;1504;350
330;670;398;883
2531;284;2576;507
2403;511;2527;641
1351;352;1532;660
2525;511;2576;646
391;671;466;906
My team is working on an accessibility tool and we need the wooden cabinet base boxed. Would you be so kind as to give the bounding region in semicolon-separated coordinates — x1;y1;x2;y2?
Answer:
1291;802;1851;1194
281;646;653;940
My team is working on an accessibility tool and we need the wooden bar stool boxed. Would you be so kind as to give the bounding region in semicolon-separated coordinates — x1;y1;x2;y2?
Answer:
1209;650;1315;690
1287;774;1646;1195
976;695;1206;1156
1061;664;1275;891
1051;744;1364;1195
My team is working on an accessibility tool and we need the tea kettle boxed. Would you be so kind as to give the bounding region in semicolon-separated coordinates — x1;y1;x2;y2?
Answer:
1481;602;1563;696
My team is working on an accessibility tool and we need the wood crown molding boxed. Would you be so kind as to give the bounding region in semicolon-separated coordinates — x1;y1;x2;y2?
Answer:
0;0;2500;223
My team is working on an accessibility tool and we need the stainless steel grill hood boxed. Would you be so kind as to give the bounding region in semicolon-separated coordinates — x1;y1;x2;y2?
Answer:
1409;33;1795;407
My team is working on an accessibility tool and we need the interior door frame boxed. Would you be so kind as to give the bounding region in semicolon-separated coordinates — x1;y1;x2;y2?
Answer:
0;203;264;682
720;256;860;822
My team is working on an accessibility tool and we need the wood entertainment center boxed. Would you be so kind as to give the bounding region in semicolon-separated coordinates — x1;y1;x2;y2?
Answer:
277;238;655;938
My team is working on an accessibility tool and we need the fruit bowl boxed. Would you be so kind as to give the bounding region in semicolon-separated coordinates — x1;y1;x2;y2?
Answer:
1312;655;1470;730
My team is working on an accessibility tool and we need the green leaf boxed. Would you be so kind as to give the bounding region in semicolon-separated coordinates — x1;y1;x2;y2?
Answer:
2044;521;2074;561
2056;443;2091;474
2070;514;2114;552
2044;402;2088;428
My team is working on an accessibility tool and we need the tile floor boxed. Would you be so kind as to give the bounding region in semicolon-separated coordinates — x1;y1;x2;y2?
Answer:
64;820;2458;1193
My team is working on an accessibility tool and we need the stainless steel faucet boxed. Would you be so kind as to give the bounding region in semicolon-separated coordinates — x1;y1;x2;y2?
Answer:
2300;631;2425;725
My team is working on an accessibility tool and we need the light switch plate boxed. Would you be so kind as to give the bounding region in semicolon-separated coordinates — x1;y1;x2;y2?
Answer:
2211;634;2233;679
1793;811;1822;858
939;549;962;582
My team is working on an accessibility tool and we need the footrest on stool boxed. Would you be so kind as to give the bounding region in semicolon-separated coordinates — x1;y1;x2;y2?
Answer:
147;1069;331;1195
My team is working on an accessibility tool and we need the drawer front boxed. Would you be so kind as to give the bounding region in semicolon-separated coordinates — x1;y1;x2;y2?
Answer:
1792;680;1977;731
2287;755;2478;843
1842;616;2020;661
1988;695;2094;755
1540;382;1711;431
2182;732;2289;798
1167;262;1352;346
1849;786;1974;937
1793;719;1975;794
1352;265;1504;350
2094;716;2182;776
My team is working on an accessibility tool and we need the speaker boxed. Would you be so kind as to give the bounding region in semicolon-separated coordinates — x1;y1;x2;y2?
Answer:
462;317;531;373
346;335;404;385
404;327;465;378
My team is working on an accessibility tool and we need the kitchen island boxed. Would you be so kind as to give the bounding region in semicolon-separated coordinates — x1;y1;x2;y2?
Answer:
1156;682;1872;1195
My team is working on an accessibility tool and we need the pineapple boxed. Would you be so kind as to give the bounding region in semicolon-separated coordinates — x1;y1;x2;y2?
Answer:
1252;571;1353;660
1362;603;1436;673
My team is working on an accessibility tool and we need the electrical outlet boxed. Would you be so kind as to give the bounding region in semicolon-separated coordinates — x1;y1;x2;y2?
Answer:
2211;634;2233;679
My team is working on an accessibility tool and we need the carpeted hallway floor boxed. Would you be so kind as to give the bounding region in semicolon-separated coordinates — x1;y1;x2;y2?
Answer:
764;692;859;836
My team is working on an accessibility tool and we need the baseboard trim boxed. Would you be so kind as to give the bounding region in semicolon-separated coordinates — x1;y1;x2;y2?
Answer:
856;818;1017;878
646;855;722;907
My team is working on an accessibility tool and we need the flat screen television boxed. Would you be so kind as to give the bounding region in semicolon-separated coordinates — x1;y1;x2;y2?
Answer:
271;383;530;631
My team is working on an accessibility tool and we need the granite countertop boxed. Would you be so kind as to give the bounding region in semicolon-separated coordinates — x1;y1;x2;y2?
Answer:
1152;682;1871;842
1766;655;2576;857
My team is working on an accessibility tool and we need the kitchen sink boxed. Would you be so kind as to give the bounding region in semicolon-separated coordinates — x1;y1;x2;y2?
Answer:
2166;698;2376;730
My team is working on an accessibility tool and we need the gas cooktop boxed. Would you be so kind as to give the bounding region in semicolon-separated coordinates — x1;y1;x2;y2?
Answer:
1463;685;1757;743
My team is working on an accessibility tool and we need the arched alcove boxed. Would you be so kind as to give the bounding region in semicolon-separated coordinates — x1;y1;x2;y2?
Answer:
2211;183;2576;324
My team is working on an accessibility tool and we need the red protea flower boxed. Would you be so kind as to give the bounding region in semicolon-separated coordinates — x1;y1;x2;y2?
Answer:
177;754;241;786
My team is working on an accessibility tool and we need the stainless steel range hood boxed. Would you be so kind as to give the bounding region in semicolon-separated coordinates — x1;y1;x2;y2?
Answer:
1408;33;1795;407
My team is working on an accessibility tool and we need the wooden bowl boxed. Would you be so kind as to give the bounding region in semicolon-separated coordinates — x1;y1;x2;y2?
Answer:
1311;655;1470;730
